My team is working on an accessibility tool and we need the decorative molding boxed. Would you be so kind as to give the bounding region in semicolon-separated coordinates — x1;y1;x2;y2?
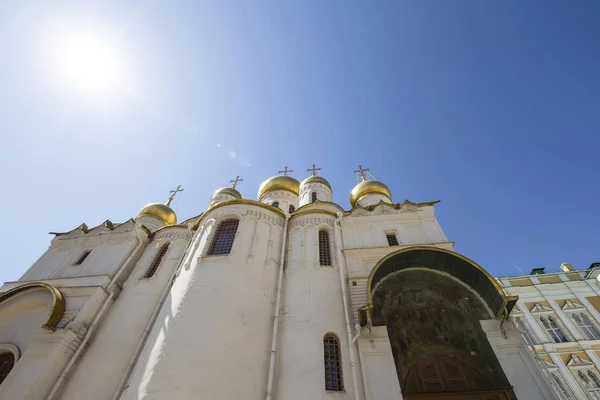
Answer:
56;309;79;329
290;215;335;229
244;209;285;226
154;229;192;242
566;354;595;369
562;300;586;312
531;303;554;314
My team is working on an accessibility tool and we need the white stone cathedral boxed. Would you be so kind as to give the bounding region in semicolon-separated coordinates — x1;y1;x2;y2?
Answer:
2;166;600;400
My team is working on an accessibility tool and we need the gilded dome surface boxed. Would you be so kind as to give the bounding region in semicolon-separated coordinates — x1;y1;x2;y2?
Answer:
300;175;331;190
349;180;392;207
214;187;242;199
258;176;300;199
138;203;177;225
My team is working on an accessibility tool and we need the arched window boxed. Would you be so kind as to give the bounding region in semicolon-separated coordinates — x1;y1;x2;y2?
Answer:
143;242;170;278
289;205;295;214
551;372;572;399
540;316;569;343
578;370;600;398
311;192;317;202
208;219;239;256
323;334;344;391
272;201;279;208
319;230;332;266
0;351;15;386
573;313;600;340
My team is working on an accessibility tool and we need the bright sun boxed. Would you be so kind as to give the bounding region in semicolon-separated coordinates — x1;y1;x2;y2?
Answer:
58;33;125;94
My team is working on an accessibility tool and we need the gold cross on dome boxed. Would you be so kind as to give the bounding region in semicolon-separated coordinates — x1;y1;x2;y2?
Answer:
354;165;370;182
306;164;321;176
278;166;293;176
230;175;243;189
166;185;184;206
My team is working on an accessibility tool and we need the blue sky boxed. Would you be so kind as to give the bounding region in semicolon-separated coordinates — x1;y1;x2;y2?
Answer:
0;1;598;283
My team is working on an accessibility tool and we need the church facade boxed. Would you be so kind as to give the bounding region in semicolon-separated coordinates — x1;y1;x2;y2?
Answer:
0;167;599;399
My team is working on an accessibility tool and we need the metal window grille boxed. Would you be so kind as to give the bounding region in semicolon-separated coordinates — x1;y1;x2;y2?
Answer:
0;351;15;386
324;334;344;391
311;192;317;202
386;233;399;246
573;313;600;340
272;202;279;208
143;242;170;278
319;230;332;266
73;250;92;265
541;316;569;343
289;205;295;213
208;219;239;256
551;373;572;399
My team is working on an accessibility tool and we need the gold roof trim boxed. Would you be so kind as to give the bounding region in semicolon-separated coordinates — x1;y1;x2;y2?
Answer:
294;200;344;214
192;199;285;230
365;246;517;319
0;282;66;331
290;209;339;218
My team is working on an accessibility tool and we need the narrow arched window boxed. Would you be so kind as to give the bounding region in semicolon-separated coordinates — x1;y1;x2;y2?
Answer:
0;351;15;386
289;205;295;213
311;192;317;202
516;317;539;344
143;242;170;278
208;219;239;255
541;316;569;343
324;334;344;391
573;313;600;340
551;373;571;399
272;201;279;208
319;230;332;266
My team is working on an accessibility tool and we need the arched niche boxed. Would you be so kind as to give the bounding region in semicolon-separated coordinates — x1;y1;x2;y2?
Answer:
0;282;65;331
361;247;517;326
362;248;519;399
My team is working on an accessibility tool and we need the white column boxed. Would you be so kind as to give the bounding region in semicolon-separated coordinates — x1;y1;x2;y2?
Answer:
480;320;558;400
577;295;600;324
357;326;402;400
549;353;589;400
522;307;550;344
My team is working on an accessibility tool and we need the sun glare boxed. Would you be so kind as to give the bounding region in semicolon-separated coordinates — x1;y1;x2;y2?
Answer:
57;33;125;94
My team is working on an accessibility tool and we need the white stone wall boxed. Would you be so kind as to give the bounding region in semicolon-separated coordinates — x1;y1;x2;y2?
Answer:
208;192;239;208
298;182;332;207
356;193;391;207
260;190;299;214
275;212;356;399
120;204;285;400
59;227;191;400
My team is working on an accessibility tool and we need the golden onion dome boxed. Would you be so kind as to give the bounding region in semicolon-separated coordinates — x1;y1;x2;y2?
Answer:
138;203;177;225
214;187;242;199
258;175;300;199
350;180;392;207
300;175;331;190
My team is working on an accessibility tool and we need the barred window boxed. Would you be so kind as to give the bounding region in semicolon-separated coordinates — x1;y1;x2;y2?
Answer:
386;233;399;246
573;313;600;340
0;351;15;386
319;230;332;266
540;316;569;343
143;242;170;278
208;219;239;256
311;192;317;202
324;334;344;392
73;250;92;265
272;201;279;208
289;205;295;214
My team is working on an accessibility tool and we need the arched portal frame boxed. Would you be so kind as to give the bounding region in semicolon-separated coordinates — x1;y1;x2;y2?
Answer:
0;282;66;331
360;247;517;327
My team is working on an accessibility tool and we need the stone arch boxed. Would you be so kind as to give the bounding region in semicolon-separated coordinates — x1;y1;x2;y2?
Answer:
364;247;517;324
0;283;65;331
